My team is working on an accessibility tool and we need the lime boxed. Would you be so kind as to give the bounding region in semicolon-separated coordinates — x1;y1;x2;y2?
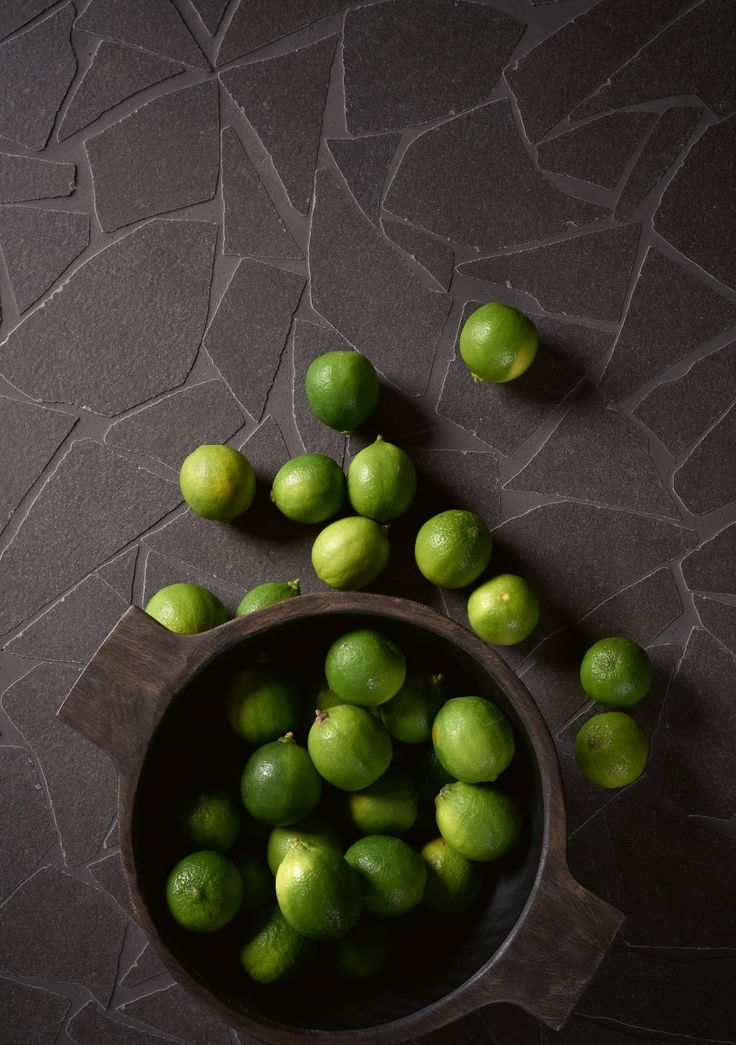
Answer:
379;670;444;744
179;444;255;520
347;769;418;836
432;696;515;784
305;350;379;435
421;837;482;913
435;782;521;862
226;663;301;745
232;855;273;916
580;638;653;707
267;815;342;875
312;516;390;590
276;841;362;939
145;582;228;635
345;835;426;917
347;437;417;522
166;851;242;932
335;917;393;978
467;574;540;646
236;580;300;616
415;510;492;589
308;705;392;791
240;905;305;983
574;712;649;788
271;454;346;524
459;303;538;383
241;734;322;826
178;789;240;853
415;747;455;803
325;629;406;707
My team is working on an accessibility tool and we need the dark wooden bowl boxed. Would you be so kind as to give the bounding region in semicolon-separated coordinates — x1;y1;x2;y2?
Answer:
58;592;622;1043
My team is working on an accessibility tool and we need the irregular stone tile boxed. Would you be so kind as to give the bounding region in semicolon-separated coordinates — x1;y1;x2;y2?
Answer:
2;664;117;866
0;5;76;151
0;747;56;903
506;0;690;142
4;574;128;665
58;41;182;141
0;0;56;41
385;100;605;251
327;134;399;224
458;225;639;322
204;259;304;418
218;0;350;63
347;373;442;453
0;219;217;415
292;319;349;459
97;546;139;602
674;405;736;514
538;111;656;190
0;206;89;312
415;1012;489;1045
695;595;736;656
310;170;450;396
86;82;219;232
437;302;611;455
121;985;234;1045
615;107;702;221
106;380;246;469
220;36;338;214
89;852;135;921
558;753;613;837
121;944;167;988
75;0;207;70
190;0;229;35
0;151;75;203
543;1014;713;1045
383;218;454;291
69;1002;167;1045
0;977;69;1045
598;247;736;402
344;0;523;135
477;1003;542;1045
655;116;736;289
221;127;301;260
0;440;180;635
681;522;736;594
0;398;75;531
142;547;243;615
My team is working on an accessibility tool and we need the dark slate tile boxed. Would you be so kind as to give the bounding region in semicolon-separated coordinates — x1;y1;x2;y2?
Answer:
220;36;338;215
477;1003;542;1045
86;81;219;232
217;0;350;64
655;116;736;289
310;170;451;396
190;0;229;35
0;747;56;904
695;595;736;656
2;664;117;866
543;1014;713;1045
69;1002;168;1045
204;258;305;418
505;0;690;142
0;219;217;415
327;134;399;225
681;522;736;594
0;151;75;203
0;397;75;531
558;753;613;837
96;546;139;602
674;405;736;514
0;206;89;312
142;547;243;615
385;100;605;252
89;851;135;921
458;225;640;322
120;984;233;1045
75;0;208;70
106;379;246;469
0;440;180;635
291;319;349;459
0;5;76;151
383;217;454;291
221;126;301;260
537;111;656;190
58;41;182;141
343;0;524;135
4;573;128;665
437;302;611;455
615;107;702;221
0;0;56;41
414;1012;489;1045
346;372;442;453
598;247;736;402
120;944;167;988
0;977;69;1045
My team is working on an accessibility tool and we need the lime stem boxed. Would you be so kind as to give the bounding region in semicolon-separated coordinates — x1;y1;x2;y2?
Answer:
315;709;329;724
288;579;301;592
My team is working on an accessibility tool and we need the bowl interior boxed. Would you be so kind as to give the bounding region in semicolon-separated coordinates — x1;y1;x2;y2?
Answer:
132;609;544;1034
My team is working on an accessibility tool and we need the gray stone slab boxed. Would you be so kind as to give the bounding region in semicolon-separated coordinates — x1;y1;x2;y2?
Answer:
89;851;135;921
0;219;217;415
221;126;301;260
58;41;182;141
343;0;523;135
75;0;207;70
695;595;736;656
458;225;639;322
542;1015;710;1045
190;0;229;35
217;0;350;64
0;440;180;635
142;547;243;615
86;81;219;232
310;170;451;396
0;151;75;203
682;523;736;594
0;397;75;531
383;218;454;291
537;111;656;190
674;405;736;514
0;977;68;1045
0;206;89;312
291;319;349;458
120;984;233;1045
327;134;399;225
69;1002;167;1045
0;5;76;151
0;747;56;904
204;258;305;418
220;36;338;214
97;546;139;602
385;100;605;252
120;944;167;988
598;247;736;402
0;0;56;41
615;107;702;221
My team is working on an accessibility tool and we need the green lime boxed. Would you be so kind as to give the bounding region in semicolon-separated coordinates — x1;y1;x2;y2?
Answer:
432;696;515;784
241;734;322;826
325;629;406;707
580;638;653;707
166;851;242;933
305;351;380;435
267;815;342;875
276;841;362;940
308;705;392;791
347;769;418;836
240;905;305;983
574;712;649;788
178;789;240;853
415;747;455;803
312;683;343;712
236;580;300;616
467;574;540;646
232;855;273;916
415;510;493;589
145;582;228;635
347;436;417;523
435;782;521;862
379;670;444;744
345;835;426;917
271;454;346;524
226;663;301;745
421;837;481;913
312;516;390;590
459;303;538;383
179;444;255;520
336;917;393;978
